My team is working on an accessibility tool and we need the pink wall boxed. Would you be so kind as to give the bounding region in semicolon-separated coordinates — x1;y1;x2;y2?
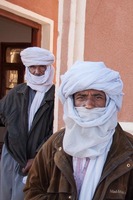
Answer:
85;0;133;122
6;0;133;125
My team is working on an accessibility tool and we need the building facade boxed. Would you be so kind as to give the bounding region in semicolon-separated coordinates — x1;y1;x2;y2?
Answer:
0;0;133;134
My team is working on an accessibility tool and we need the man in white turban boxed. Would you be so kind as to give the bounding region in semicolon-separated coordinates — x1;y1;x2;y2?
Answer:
0;47;55;200
24;61;133;200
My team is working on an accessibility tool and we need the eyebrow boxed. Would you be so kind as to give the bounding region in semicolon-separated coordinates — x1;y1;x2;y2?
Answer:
74;92;105;98
92;93;105;97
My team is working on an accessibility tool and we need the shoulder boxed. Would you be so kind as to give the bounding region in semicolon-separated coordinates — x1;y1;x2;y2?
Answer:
0;83;27;103
117;123;133;139
48;84;55;93
46;128;65;146
35;128;65;162
116;123;133;148
40;128;65;153
7;83;27;94
15;83;27;92
45;84;55;100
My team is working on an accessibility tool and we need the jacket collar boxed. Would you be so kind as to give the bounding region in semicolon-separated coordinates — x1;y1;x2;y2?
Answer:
16;83;55;102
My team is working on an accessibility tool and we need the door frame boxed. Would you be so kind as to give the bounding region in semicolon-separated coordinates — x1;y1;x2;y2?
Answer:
0;9;41;46
0;1;54;51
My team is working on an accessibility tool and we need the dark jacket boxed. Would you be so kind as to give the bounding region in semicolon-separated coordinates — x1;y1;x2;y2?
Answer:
24;124;133;200
0;83;55;170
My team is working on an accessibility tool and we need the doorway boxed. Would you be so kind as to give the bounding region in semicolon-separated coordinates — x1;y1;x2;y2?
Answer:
0;42;31;98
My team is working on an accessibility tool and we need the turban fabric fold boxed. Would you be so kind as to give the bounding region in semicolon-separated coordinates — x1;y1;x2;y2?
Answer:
20;47;55;67
58;61;123;111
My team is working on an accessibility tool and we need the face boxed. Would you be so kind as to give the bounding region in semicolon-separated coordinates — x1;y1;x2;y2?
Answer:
74;89;106;108
28;65;47;76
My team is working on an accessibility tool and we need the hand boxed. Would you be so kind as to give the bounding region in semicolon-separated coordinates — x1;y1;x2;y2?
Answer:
22;159;34;174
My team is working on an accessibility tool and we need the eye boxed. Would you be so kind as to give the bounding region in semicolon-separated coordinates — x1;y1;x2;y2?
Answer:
40;66;47;70
96;96;102;99
75;95;87;101
94;95;105;101
29;66;35;69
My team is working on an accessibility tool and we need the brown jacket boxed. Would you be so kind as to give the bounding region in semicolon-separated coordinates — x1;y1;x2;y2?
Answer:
24;124;133;200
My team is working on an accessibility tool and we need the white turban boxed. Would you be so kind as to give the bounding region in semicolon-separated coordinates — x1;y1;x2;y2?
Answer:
20;47;55;92
20;46;55;67
58;61;124;157
58;61;123;111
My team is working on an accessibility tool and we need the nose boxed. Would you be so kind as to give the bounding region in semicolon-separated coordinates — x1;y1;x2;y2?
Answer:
34;67;41;76
84;99;95;109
